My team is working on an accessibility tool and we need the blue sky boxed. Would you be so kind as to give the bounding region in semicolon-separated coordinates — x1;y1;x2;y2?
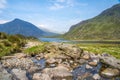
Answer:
0;0;119;33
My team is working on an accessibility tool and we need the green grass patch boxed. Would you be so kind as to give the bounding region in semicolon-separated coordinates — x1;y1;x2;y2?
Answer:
24;42;47;55
77;43;120;59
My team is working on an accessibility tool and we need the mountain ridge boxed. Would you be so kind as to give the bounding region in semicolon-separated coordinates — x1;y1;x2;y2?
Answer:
0;18;57;37
63;4;120;40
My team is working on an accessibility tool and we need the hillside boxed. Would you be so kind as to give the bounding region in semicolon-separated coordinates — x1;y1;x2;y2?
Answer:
63;4;120;40
0;18;57;38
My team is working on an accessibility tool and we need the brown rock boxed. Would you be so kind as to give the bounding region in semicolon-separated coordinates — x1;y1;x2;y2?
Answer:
101;68;120;78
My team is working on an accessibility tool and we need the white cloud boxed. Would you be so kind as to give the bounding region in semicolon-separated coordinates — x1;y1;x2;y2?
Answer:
49;0;87;10
38;24;46;28
0;20;8;24
50;3;64;10
49;0;75;10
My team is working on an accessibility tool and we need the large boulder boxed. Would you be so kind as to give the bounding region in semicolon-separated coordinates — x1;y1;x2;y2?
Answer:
41;65;73;80
12;69;28;80
100;53;120;69
0;63;13;80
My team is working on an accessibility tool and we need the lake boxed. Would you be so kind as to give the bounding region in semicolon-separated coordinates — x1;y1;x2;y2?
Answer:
39;37;120;44
39;37;70;42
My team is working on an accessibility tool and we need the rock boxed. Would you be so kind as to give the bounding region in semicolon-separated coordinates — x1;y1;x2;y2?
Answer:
12;69;28;80
28;66;41;73
88;62;97;66
90;53;100;62
14;53;27;59
86;64;93;69
77;72;93;80
79;59;87;64
100;54;120;69
82;54;90;60
44;43;82;59
46;58;57;64
93;74;100;80
0;64;13;80
33;73;51;80
42;65;73;80
1;56;15;60
1;57;34;69
101;68;120;78
35;53;44;60
46;58;59;67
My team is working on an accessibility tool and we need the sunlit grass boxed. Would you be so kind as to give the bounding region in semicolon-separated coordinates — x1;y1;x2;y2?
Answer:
77;43;120;59
24;42;48;55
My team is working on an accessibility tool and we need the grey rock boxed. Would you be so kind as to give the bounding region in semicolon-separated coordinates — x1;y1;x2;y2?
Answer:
100;54;120;69
0;64;13;80
12;69;28;80
42;65;73;80
33;73;51;80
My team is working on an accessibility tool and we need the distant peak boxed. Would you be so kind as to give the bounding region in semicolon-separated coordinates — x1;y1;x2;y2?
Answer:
13;18;23;22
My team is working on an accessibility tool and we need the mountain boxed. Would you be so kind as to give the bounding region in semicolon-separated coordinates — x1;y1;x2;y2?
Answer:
0;18;57;38
63;4;120;40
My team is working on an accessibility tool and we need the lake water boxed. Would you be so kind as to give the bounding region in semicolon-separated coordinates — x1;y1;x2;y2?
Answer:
39;37;70;42
39;37;120;44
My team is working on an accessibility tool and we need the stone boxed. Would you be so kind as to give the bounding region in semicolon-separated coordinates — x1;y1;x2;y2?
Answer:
14;53;27;59
46;58;57;64
1;57;34;69
12;69;28;80
79;59;87;64
93;74;100;80
86;64;93;69
33;73;51;80
0;64;13;80
1;56;15;60
101;68;120;78
77;72;93;80
82;54;90;60
100;54;120;69
88;62;97;66
28;66;41;73
42;65;73;80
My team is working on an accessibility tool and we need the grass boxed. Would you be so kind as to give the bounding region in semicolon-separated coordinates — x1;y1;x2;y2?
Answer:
77;43;120;59
24;42;48;55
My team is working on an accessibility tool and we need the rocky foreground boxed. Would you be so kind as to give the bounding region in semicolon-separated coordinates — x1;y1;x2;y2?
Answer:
0;42;120;80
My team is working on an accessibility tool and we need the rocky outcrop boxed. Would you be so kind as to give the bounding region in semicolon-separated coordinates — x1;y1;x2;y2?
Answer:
44;42;82;59
100;53;120;69
0;42;120;80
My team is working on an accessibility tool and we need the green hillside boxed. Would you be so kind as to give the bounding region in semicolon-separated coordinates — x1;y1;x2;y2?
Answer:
63;4;120;40
0;32;27;57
